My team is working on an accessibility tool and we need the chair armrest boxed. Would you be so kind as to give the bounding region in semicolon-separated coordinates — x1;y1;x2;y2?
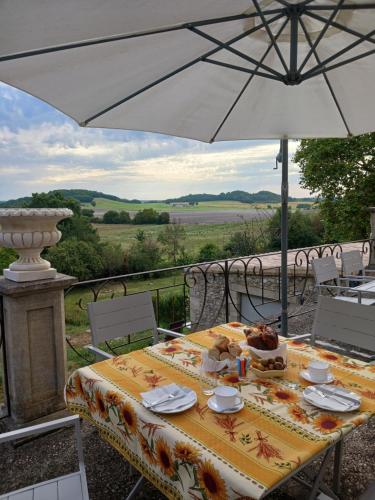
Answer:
85;344;113;359
342;275;374;282
0;415;80;444
157;327;185;339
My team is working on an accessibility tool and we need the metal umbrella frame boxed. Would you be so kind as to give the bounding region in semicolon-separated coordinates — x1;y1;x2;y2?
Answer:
1;1;375;337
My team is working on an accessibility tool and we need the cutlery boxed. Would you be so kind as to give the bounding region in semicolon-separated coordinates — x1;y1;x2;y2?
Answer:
318;386;359;404
149;388;190;408
311;388;353;408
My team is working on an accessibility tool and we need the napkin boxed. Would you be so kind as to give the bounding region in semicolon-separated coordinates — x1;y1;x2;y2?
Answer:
141;383;194;411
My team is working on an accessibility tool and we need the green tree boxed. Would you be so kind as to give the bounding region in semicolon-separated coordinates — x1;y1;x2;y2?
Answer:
0;248;17;274
81;208;95;218
119;211;131;224
197;243;223;262
295;134;375;241
103;210;120;224
126;235;162;272
47;239;104;281
100;243;125;276
158;212;170;224
132;208;159;224
157;223;186;265
25;191;99;244
25;191;81;214
224;219;267;257
267;208;322;251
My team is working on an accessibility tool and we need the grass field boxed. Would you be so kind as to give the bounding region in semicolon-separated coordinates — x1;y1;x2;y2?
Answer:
95;220;269;255
84;198;316;213
85;198;282;212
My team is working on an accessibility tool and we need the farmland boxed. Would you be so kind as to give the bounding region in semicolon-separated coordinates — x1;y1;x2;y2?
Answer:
95;220;269;255
86;197;314;213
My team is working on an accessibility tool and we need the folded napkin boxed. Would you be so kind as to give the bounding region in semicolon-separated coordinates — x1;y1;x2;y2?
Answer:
141;383;194;411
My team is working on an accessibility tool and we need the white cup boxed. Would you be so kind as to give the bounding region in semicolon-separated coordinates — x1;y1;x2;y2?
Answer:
213;385;239;409
308;360;330;382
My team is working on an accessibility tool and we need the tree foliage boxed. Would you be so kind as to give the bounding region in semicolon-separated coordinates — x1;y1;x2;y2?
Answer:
158;223;186;265
102;210;131;224
126;234;162;273
267;208;323;251
295;134;375;241
197;243;223;262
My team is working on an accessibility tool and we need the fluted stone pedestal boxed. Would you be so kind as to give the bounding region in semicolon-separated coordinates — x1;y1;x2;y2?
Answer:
0;274;76;423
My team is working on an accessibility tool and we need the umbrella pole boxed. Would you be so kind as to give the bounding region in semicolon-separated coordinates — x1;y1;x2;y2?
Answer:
281;138;289;336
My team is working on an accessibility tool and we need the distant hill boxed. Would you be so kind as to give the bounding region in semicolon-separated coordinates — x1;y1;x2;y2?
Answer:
0;189;315;208
166;190;315;204
0;189;141;207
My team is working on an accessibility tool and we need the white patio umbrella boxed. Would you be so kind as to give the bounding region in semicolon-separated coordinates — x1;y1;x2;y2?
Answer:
1;0;375;335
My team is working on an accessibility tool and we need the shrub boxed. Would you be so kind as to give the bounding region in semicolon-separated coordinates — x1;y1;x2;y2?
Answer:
0;248;17;274
267;208;322;250
132;208;159;224
47;239;104;281
103;210;131;224
197;243;223;262
126;236;162;273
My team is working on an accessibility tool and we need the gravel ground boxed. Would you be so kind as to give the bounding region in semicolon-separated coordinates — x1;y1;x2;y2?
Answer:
1;416;374;500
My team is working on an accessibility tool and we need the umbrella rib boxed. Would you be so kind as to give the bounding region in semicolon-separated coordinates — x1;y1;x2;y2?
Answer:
302;46;375;81
252;0;289;74
209;17;289;143
306;3;375;11
298;0;345;75
302;24;375;80
0;10;284;63
203;58;283;80
189;26;284;79
80;12;285;126
299;17;351;136
305;11;375;46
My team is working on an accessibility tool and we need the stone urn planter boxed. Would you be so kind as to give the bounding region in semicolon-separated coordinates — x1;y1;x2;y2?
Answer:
0;208;73;282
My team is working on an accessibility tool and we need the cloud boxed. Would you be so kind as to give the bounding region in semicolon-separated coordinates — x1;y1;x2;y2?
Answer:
0;83;309;200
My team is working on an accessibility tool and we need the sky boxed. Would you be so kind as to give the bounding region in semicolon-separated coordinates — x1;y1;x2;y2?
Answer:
0;82;310;201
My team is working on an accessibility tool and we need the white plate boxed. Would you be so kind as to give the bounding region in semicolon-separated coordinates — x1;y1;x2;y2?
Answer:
208;396;244;414
145;390;197;414
300;370;334;384
303;385;361;412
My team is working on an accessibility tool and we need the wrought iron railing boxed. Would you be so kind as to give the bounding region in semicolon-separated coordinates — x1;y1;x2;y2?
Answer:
63;239;374;366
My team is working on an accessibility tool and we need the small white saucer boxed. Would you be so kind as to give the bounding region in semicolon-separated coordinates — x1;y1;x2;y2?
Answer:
300;370;334;384
207;396;244;414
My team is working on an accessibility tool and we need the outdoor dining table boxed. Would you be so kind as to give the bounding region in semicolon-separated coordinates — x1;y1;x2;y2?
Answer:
65;323;375;500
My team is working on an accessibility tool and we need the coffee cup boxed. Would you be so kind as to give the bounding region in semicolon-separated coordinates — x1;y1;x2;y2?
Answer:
213;385;240;409
308;360;330;382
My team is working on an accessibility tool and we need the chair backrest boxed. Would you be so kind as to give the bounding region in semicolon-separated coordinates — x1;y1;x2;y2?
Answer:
87;291;158;346
312;295;375;352
341;250;364;276
311;256;339;285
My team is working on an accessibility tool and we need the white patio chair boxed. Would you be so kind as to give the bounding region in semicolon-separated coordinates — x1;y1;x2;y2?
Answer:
0;415;89;500
294;295;375;361
86;291;184;360
311;256;375;306
341;250;375;280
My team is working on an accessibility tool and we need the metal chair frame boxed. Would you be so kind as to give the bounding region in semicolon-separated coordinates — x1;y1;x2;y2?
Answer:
0;415;89;500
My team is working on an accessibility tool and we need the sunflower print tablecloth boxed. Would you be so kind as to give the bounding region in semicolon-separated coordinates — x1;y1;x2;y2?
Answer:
65;324;375;500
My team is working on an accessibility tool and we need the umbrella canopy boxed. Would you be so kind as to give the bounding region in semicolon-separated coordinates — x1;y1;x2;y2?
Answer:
1;1;374;335
0;0;374;141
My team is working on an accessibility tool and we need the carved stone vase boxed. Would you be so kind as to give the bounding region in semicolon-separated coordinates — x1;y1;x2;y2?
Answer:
0;208;73;282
